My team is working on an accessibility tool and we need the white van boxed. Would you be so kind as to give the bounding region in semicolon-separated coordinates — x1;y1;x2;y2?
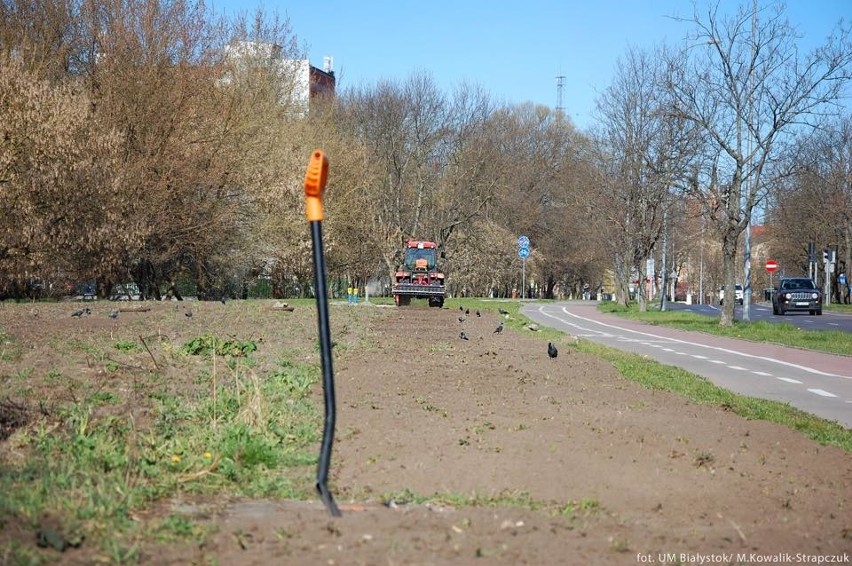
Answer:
719;284;744;305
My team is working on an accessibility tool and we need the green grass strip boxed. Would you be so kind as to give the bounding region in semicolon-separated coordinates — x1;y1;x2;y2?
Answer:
598;302;852;356
576;340;852;452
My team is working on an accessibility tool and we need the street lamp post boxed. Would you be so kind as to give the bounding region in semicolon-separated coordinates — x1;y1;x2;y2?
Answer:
742;0;758;323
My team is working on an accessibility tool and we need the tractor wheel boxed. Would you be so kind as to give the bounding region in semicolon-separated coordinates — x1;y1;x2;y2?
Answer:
396;295;411;306
428;296;444;308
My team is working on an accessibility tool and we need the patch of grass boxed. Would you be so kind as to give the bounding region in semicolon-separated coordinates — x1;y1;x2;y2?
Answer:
598;302;852;356
152;514;205;542
576;340;852;452
556;498;601;516
0;327;22;362
181;335;258;358
382;488;542;509
0;338;321;559
113;339;141;353
377;488;604;518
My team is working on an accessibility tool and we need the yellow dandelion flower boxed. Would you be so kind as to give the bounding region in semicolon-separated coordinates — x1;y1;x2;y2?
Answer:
203;452;213;460
171;455;181;463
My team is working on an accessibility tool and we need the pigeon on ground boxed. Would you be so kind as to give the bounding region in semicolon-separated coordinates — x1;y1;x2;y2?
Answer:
185;310;193;318
527;323;540;332
498;308;509;315
465;309;469;316
458;316;465;323
494;322;504;334
548;342;558;359
459;331;469;340
476;310;481;317
109;310;119;319
71;309;85;317
220;296;227;305
459;306;464;312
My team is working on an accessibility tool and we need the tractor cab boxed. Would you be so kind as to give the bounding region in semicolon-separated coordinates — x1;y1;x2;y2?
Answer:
404;245;437;271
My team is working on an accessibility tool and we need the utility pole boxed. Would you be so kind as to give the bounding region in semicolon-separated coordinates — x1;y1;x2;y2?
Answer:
742;0;757;322
660;207;668;311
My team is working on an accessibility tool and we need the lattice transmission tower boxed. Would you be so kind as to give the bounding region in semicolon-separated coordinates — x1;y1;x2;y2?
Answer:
555;75;565;116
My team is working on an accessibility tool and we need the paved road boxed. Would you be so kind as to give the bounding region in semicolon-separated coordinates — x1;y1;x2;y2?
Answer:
667;300;852;332
522;301;852;428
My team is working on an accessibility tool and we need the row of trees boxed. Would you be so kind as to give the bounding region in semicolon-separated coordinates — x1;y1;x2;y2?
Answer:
2;0;851;326
590;1;852;323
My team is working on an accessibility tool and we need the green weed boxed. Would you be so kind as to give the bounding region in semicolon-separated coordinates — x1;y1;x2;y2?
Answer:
181;335;258;357
114;340;141;352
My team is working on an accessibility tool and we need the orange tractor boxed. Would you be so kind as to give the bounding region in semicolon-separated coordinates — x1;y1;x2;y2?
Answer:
391;240;446;307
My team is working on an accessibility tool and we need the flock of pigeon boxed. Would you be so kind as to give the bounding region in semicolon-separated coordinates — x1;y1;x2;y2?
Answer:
69;299;561;359
70;305;200;319
456;305;558;360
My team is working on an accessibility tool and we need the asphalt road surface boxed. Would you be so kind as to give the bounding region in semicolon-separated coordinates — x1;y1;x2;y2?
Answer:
666;300;852;332
522;301;852;428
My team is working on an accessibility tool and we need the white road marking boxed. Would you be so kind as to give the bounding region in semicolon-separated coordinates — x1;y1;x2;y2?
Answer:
691;354;709;360
532;306;852;381
752;371;773;376
728;366;748;371
808;388;837;398
777;377;803;384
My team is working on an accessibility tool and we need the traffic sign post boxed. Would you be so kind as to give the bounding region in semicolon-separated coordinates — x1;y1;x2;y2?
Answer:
766;259;778;290
518;236;530;299
823;250;835;305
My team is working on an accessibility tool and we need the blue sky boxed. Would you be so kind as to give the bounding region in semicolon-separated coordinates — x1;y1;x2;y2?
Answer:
213;1;850;131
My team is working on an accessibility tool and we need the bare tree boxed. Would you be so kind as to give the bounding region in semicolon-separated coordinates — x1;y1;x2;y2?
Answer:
593;47;690;310
663;1;852;325
769;114;852;301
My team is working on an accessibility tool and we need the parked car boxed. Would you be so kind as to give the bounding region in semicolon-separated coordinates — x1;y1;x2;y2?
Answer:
772;277;822;315
109;282;141;301
719;284;743;305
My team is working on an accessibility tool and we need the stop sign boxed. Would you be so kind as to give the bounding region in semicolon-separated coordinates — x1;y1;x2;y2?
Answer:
766;259;779;273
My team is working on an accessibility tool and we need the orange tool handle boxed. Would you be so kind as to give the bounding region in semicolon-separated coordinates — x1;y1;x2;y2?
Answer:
304;150;329;222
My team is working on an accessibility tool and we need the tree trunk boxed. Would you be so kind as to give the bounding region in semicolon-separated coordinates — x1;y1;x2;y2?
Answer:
719;229;740;327
614;252;631;307
636;260;648;312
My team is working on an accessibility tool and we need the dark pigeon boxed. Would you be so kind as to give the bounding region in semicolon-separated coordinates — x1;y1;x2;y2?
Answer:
548;342;558;359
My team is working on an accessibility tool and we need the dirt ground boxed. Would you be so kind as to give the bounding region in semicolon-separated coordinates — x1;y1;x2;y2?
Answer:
1;299;851;565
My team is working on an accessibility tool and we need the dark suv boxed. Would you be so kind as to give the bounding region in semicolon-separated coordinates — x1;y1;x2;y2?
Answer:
772;277;822;316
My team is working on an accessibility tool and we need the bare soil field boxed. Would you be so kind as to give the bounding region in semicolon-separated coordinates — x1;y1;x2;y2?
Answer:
1;299;850;565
